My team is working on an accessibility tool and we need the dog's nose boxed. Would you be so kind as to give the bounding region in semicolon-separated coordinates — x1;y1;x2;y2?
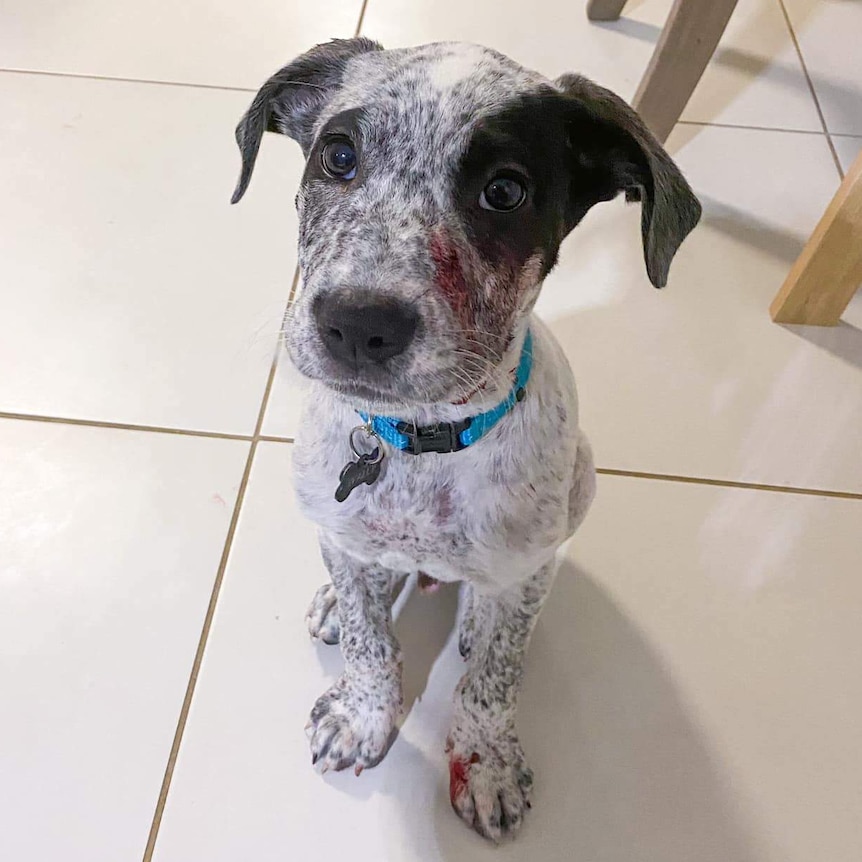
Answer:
314;293;419;367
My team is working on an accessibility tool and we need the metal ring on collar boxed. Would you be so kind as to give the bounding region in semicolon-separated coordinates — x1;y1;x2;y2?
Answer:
349;425;384;463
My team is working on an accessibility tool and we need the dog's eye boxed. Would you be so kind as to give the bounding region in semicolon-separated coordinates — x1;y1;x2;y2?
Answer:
321;139;358;180
479;176;526;212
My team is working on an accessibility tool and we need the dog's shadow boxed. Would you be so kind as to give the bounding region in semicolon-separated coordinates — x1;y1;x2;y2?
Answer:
377;562;758;861
394;578;463;712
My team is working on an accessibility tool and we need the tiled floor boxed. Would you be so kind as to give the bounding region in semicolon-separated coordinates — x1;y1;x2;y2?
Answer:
1;1;861;861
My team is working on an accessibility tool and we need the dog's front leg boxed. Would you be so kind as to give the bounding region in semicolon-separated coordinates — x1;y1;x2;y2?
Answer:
448;561;556;840
307;534;402;775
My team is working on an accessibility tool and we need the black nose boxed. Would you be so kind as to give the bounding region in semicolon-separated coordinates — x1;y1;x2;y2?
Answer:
314;293;419;367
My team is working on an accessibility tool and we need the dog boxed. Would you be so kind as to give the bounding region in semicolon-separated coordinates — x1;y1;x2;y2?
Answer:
231;38;700;841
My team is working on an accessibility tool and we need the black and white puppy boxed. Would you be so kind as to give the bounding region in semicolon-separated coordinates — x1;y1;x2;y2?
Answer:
232;38;700;841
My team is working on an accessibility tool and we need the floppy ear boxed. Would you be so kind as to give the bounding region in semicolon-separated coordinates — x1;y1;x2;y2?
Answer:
231;37;382;204
555;73;701;288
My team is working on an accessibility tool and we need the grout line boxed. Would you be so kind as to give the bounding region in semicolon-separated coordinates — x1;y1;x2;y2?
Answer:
285;265;302;308
141;440;259;861
0;410;252;441
676;118;831;137
2;413;860;498
355;0;369;36
0;66;255;94
2;266;302;445
596;468;862;501
776;0;844;179
2;64;852;150
142;354;280;862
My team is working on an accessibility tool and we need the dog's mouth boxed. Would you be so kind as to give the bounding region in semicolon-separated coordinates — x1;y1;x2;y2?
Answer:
317;362;503;414
321;376;448;412
323;378;404;405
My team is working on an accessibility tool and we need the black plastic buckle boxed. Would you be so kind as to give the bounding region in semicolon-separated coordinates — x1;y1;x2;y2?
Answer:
395;418;472;455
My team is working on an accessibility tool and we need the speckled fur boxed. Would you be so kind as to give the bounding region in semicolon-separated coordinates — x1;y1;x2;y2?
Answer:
233;37;699;841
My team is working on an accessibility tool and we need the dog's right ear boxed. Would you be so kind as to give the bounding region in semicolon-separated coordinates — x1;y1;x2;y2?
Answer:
231;37;382;204
555;73;701;288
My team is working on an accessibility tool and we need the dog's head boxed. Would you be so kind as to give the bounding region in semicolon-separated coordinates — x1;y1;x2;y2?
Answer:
232;39;701;409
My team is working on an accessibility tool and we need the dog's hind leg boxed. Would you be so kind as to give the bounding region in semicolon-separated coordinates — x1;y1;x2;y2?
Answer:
447;561;556;841
307;534;403;775
568;431;596;535
305;569;405;646
457;582;475;659
305;582;341;644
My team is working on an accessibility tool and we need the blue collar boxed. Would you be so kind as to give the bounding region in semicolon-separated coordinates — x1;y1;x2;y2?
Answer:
358;330;533;455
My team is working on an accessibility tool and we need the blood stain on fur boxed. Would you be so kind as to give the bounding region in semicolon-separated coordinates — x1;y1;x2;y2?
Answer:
429;232;470;322
449;752;481;805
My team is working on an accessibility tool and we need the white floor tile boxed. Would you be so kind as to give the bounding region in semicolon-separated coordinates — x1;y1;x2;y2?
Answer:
153;443;862;862
0;72;302;433
0;419;248;862
361;0;821;131
784;0;862;135
833;135;862;175
0;1;363;90
537;123;862;493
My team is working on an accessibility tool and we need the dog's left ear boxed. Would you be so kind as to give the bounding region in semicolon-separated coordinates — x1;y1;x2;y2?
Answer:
231;37;383;204
555;73;701;288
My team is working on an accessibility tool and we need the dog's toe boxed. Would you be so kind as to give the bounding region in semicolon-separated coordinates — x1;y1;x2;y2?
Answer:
500;791;524;835
305;583;340;644
474;789;504;841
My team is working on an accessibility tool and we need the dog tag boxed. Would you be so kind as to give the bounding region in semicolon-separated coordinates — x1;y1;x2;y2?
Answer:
335;450;382;502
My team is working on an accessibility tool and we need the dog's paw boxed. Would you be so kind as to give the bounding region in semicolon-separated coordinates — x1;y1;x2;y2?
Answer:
305;583;340;644
307;675;400;774
445;731;533;841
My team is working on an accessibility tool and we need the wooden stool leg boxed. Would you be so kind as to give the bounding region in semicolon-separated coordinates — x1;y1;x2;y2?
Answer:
771;153;862;326
632;0;739;144
587;0;628;21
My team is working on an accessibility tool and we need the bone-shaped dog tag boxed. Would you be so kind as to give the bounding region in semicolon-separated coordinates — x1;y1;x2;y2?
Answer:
335;449;382;502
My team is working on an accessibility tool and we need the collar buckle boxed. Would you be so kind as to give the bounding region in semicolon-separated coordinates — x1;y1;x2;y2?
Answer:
394;418;472;455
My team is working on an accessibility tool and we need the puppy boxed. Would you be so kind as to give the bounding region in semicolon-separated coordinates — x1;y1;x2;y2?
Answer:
232;38;700;840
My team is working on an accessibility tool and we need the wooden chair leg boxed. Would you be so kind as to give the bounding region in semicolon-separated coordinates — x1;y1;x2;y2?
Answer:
632;0;739;144
587;0;628;21
771;152;862;326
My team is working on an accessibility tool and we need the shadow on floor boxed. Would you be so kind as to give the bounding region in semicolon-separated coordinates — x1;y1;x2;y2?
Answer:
781;319;862;370
394;562;760;861
395;579;461;712
699;195;808;264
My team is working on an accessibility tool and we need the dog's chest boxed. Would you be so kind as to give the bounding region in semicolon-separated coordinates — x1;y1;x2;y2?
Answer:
295;448;474;574
343;469;468;572
292;438;566;585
